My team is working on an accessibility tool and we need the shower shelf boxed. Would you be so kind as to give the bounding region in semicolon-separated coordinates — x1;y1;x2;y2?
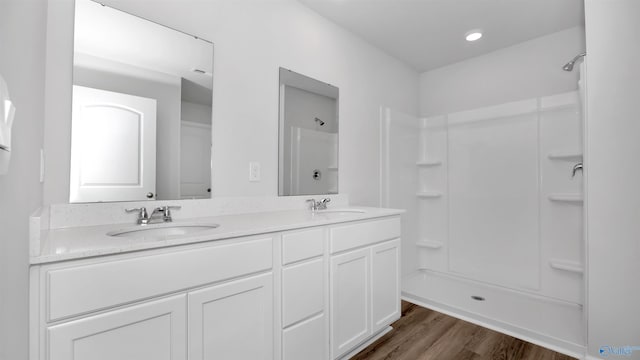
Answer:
416;240;443;249
549;259;584;274
416;191;443;198
548;193;583;203
327;166;338;171
547;150;583;161
416;160;442;167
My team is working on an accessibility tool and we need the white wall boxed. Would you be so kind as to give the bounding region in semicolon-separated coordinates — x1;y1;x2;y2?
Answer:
43;0;419;206
181;101;212;125
420;27;585;116
0;1;47;359
584;1;640;358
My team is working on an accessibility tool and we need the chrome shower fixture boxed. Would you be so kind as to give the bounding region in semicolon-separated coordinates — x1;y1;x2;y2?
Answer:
314;117;325;126
563;53;586;71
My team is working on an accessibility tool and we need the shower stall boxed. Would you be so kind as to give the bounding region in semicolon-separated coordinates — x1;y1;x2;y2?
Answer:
380;58;586;357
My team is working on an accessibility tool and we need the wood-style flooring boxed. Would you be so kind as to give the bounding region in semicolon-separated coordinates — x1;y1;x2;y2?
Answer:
352;301;576;360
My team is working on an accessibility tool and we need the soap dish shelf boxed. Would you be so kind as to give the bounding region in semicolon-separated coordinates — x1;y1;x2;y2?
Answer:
416;191;443;199
547;150;583;161
416;160;442;167
549;259;584;274
416;240;443;250
548;193;583;203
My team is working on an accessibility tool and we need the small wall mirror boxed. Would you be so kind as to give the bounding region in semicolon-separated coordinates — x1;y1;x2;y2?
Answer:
70;0;213;203
278;68;339;196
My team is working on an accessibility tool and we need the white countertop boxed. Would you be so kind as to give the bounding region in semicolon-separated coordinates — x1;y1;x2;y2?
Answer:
31;207;403;265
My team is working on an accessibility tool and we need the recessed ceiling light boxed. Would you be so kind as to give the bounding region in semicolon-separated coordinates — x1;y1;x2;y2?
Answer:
465;30;483;42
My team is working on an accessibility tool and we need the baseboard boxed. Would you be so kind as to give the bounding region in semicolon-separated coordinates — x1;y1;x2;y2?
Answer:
339;326;393;360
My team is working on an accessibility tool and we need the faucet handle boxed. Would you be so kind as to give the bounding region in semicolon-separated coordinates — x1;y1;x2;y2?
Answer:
126;207;148;219
306;199;317;211
159;205;181;220
165;205;181;214
317;198;331;210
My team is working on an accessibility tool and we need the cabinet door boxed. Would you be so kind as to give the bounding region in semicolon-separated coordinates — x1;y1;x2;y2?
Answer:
48;294;186;360
371;239;401;333
330;248;371;359
189;273;273;360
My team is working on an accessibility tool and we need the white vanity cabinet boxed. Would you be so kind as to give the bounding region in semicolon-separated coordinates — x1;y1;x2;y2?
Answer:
329;218;402;359
30;211;402;360
31;235;274;360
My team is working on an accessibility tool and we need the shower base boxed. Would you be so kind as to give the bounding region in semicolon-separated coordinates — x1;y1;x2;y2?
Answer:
402;270;584;358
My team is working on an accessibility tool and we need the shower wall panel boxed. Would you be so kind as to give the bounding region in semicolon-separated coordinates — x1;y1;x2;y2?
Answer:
417;116;448;272
539;92;583;304
414;91;583;304
447;100;540;290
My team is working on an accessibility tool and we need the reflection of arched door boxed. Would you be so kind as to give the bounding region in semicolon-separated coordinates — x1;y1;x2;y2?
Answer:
70;85;157;203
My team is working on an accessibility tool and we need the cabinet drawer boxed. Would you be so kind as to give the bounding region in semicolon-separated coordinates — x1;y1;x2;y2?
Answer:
282;228;324;265
282;313;326;360
282;258;324;327
329;217;400;254
47;237;273;322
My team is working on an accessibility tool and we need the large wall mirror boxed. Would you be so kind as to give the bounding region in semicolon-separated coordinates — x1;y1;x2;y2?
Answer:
278;68;339;196
70;0;213;203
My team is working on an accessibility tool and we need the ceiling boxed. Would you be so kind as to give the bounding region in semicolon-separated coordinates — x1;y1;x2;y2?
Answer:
75;0;213;91
297;0;585;72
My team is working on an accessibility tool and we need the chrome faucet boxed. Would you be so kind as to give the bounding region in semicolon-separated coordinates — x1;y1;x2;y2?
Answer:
572;162;583;178
126;205;181;225
306;198;331;211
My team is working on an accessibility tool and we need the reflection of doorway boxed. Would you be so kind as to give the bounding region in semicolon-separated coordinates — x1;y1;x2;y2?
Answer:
180;121;212;199
70;85;157;202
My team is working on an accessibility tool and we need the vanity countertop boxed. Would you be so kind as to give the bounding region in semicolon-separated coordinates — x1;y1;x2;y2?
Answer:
31;207;403;265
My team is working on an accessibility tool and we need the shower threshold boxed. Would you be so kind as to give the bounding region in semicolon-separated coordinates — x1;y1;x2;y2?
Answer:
402;270;584;358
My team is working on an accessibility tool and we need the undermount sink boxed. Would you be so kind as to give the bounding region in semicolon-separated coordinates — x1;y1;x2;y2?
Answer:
316;208;366;215
107;223;220;239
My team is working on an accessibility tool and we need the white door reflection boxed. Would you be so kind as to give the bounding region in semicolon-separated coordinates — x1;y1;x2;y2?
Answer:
70;85;157;202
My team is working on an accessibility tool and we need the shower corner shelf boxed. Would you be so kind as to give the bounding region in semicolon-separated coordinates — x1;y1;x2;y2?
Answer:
416;240;443;249
327;166;338;171
547;150;583;161
549;259;584;274
548;193;583;203
416;191;442;199
416;160;442;167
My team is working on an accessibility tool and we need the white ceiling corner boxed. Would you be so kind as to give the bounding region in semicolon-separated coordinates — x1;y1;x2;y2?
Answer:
297;0;585;72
